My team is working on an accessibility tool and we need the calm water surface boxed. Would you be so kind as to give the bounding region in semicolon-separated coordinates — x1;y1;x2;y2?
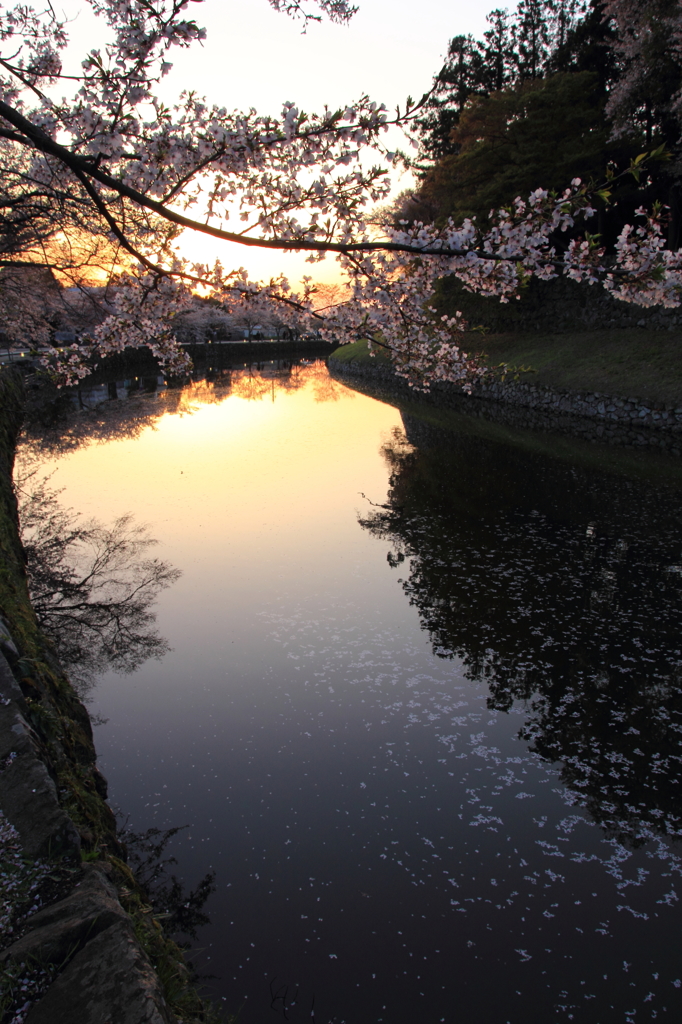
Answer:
21;362;682;1023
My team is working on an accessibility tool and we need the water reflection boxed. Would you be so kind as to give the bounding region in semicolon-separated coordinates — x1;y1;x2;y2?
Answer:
21;359;350;458
118;818;216;941
17;471;181;697
22;368;682;1023
360;417;682;848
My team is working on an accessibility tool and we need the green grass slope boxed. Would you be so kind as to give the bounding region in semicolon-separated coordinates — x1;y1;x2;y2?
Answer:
330;330;682;407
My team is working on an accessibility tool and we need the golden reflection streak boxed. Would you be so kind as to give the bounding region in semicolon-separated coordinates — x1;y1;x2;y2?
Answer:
18;364;400;550
20;360;354;461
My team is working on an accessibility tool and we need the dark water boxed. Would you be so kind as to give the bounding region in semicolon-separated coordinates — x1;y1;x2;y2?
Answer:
21;363;682;1023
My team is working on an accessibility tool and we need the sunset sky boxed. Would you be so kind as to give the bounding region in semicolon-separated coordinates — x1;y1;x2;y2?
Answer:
61;0;516;287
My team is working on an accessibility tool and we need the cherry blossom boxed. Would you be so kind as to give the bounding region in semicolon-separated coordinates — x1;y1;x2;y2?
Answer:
0;0;680;389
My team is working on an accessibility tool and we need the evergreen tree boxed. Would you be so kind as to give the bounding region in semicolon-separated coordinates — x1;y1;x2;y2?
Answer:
416;1;566;161
514;0;553;79
481;8;517;91
414;34;489;160
550;0;618;95
550;0;588;52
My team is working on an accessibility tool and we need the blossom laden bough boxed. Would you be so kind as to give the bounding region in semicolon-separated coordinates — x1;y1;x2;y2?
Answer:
316;179;682;389
0;0;680;389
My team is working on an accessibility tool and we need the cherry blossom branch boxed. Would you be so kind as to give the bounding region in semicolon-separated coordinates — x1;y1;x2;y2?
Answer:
1;0;681;392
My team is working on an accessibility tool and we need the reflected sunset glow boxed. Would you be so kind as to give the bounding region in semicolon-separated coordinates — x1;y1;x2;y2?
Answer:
25;365;397;548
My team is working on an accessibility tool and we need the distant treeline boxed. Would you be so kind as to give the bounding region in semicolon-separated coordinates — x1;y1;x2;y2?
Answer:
391;0;681;251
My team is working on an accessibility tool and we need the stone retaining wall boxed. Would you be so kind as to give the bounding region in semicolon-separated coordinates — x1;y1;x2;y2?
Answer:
476;377;682;433
329;358;682;455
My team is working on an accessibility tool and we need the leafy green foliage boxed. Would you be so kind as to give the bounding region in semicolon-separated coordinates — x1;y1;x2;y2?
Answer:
416;72;613;228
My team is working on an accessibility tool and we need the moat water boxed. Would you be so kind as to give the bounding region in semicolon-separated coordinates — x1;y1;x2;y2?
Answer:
21;360;682;1023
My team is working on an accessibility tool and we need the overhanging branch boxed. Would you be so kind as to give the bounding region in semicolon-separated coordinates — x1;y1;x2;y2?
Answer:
0;98;560;265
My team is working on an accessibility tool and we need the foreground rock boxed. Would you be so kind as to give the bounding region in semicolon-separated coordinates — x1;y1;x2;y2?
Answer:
3;865;176;1024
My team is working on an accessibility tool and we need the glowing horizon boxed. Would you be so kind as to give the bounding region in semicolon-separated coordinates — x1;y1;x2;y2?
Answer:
56;0;510;289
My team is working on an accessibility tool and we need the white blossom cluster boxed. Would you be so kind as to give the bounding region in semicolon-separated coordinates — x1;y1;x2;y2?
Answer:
604;205;682;308
314;181;680;389
0;0;680;388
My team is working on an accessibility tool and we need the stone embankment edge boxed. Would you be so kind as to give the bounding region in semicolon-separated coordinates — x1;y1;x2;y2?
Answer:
0;368;215;1024
328;357;682;455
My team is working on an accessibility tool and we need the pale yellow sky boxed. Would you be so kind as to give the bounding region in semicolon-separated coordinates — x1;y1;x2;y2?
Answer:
58;0;514;287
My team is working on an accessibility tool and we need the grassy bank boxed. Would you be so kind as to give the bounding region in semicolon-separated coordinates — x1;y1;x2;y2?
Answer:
330;329;682;406
471;328;682;406
328;338;392;365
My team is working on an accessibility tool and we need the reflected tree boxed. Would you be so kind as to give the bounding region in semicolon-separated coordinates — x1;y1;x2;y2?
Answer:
17;472;181;695
230;366;279;403
117;818;216;941
360;422;682;848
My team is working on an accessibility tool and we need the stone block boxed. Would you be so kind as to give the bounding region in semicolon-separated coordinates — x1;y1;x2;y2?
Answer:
4;865;178;1024
0;651;80;861
0;750;80;861
23;915;177;1024
3;865;126;967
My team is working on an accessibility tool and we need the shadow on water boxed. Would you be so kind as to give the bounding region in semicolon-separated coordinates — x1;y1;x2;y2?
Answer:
360;412;682;850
